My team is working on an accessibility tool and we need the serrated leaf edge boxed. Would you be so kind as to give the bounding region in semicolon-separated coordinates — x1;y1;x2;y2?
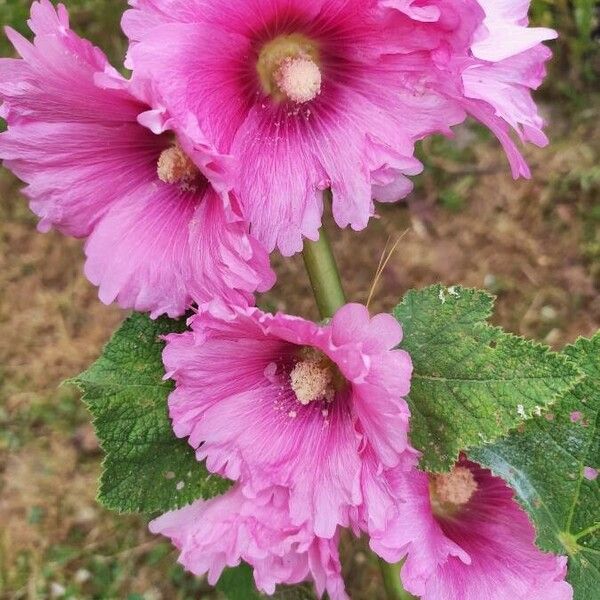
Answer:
396;285;584;472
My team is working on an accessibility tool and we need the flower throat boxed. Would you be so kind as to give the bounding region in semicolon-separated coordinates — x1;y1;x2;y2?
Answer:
429;467;478;519
289;347;344;405
257;33;322;104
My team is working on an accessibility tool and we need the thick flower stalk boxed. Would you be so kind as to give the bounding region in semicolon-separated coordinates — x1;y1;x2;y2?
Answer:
0;0;274;318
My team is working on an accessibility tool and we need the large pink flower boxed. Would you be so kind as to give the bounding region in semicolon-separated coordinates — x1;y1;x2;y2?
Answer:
150;485;349;599
123;0;464;255
370;457;573;600
162;302;415;538
380;0;557;178
124;0;554;254
0;0;274;318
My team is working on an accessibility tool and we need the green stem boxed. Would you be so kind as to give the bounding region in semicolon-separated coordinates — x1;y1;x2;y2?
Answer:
302;227;346;319
379;559;418;600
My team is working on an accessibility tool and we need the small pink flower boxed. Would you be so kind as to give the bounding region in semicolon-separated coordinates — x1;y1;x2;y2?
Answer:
124;0;462;255
150;485;349;599
163;302;415;538
370;457;573;600
569;411;583;423
0;1;274;318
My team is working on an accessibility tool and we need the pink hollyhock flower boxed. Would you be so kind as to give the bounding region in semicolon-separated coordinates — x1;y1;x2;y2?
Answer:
380;0;557;178
150;485;349;599
124;0;554;255
123;0;465;255
0;0;274;318
162;302;415;538
370;457;573;600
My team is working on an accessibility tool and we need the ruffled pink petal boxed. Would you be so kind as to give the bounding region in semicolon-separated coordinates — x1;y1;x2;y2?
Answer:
0;0;274;316
83;181;196;318
163;303;414;538
122;0;178;44
352;363;413;469
472;0;557;62
353;447;402;536
331;305;403;354
128;22;248;148
150;485;349;599
0;120;159;236
370;468;470;595
187;192;276;305
28;0;69;34
371;460;573;600
177;373;362;538
378;0;555;179
125;0;467;254
228;104;325;254
84;182;267;318
327;306;414;469
380;0;441;22
0;3;142;126
463;97;532;178
308;534;350;600
462;45;552;147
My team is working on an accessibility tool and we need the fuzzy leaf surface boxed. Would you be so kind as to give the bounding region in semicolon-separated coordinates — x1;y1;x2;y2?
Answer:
394;285;581;471
471;333;599;599
73;312;230;513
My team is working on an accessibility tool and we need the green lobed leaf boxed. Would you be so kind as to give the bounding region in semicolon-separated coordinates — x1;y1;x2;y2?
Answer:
72;312;230;513
394;285;582;471
471;333;600;599
217;564;316;600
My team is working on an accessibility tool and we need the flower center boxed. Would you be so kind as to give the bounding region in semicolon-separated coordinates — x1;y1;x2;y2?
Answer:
429;466;478;518
257;34;322;104
289;348;339;405
157;143;198;185
275;56;321;104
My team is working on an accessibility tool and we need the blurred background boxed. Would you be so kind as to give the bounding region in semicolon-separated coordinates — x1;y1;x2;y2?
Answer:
0;1;599;598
